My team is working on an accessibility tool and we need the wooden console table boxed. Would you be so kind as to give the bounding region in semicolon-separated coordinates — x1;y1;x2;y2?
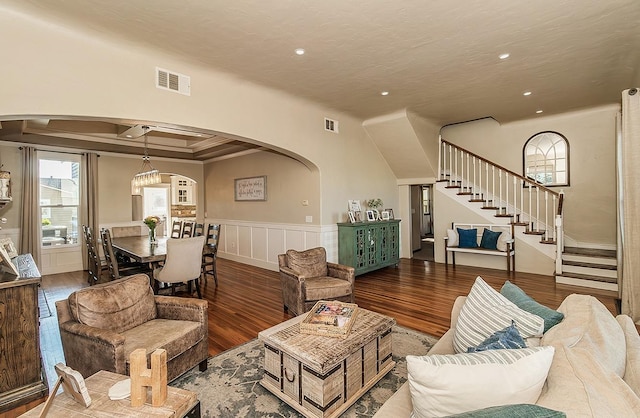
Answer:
20;370;200;417
0;253;47;413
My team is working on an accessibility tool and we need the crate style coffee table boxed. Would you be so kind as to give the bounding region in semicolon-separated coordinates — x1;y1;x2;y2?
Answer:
258;307;396;418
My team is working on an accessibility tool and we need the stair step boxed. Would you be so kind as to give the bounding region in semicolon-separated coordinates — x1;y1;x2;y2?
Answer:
469;199;485;203
540;239;556;244
524;230;546;236
495;214;514;218
557;271;617;284
457;192;473;196
564;246;616;258
563;260;617;270
563;253;617;266
511;222;529;226
562;263;617;279
445;185;461;189
482;206;499;210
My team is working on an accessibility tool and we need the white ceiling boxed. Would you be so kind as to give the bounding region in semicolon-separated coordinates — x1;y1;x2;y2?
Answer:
1;0;640;157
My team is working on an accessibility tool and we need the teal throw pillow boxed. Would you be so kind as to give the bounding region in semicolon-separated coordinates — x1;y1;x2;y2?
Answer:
467;320;526;352
444;404;566;417
501;281;565;333
457;228;478;248
480;228;502;250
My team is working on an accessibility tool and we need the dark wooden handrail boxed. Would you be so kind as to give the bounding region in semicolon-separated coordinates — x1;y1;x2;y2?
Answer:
441;139;561;198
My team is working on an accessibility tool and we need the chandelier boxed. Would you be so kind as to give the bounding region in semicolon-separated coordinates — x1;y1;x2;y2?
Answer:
132;126;161;188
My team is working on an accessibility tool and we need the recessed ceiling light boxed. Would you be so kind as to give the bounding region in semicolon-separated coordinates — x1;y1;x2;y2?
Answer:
125;135;133;138
536;110;543;114
523;91;532;96
295;48;305;55
499;53;510;60
381;91;389;96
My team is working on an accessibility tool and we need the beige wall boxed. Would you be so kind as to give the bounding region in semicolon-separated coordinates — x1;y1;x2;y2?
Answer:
98;154;204;223
0;7;399;227
440;105;619;246
204;151;320;224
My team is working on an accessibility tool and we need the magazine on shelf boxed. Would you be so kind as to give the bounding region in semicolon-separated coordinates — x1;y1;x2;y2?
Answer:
300;300;359;338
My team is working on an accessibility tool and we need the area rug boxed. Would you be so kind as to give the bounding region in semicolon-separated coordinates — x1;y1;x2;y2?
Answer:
172;325;438;417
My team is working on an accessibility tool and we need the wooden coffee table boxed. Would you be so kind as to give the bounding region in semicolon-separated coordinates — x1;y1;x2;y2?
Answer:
20;370;199;417
258;307;396;418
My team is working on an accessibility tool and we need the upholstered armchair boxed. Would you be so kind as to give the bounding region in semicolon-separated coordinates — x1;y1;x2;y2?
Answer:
55;274;208;381
278;247;355;316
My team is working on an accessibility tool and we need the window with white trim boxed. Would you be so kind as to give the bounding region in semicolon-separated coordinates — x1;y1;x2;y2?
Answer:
39;153;80;246
523;131;569;186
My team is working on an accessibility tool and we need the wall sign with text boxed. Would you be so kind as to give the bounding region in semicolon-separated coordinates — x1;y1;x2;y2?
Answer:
234;176;267;201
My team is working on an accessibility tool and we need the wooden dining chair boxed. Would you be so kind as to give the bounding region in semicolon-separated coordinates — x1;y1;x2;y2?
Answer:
181;221;195;238
100;228;149;280
170;220;182;238
202;224;220;287
82;225;106;285
194;223;204;237
153;235;206;298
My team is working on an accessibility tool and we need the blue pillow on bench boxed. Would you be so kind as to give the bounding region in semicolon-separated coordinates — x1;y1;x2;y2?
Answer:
457;228;478;248
480;228;502;250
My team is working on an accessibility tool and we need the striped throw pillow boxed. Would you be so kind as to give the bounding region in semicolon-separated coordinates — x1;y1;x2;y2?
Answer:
453;276;544;354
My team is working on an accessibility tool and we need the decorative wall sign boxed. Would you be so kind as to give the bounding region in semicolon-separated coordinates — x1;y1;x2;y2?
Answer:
235;176;267;201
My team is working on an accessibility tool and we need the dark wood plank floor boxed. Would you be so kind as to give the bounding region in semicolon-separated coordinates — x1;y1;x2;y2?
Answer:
38;257;618;389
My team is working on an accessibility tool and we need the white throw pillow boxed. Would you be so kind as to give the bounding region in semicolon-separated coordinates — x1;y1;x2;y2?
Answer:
446;229;458;247
453;276;544;353
496;232;512;252
407;346;555;418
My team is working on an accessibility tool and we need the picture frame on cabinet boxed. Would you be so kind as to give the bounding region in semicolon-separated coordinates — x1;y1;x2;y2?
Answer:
366;210;376;222
347;200;361;212
381;210;391;221
0;238;18;259
348;211;356;223
385;208;395;219
0;243;19;276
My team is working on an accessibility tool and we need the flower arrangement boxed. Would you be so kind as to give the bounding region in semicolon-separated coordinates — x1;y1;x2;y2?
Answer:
143;215;161;230
366;198;383;210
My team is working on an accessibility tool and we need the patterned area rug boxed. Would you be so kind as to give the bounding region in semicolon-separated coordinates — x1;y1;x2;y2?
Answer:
173;325;438;417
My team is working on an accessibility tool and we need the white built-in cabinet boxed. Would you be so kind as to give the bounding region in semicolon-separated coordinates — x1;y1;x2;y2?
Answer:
171;176;195;205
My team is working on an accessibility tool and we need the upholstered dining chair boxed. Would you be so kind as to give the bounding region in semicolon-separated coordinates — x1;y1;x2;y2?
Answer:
278;247;355;316
100;228;149;280
201;224;220;287
154;235;206;298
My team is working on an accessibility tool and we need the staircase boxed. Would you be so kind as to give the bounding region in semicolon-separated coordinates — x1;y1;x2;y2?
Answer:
438;137;618;291
556;247;618;291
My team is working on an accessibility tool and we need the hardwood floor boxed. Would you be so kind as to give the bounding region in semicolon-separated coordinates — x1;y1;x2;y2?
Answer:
38;257;618;390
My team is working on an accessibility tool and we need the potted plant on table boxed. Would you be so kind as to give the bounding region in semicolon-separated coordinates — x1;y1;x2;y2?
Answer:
143;215;161;244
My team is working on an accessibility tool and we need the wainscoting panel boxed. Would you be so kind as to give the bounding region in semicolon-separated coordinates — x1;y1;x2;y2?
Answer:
210;219;338;271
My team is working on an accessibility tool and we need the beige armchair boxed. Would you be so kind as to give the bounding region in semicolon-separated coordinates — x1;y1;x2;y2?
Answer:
55;274;208;381
278;247;355;316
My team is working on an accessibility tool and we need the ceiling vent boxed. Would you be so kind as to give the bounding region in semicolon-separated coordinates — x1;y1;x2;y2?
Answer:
324;118;339;133
156;67;191;96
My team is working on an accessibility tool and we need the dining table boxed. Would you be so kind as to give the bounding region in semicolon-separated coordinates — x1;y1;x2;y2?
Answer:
110;236;169;268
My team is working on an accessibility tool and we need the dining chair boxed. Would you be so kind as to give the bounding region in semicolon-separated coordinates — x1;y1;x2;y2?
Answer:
111;225;143;238
82;225;106;285
100;228;149;280
153;235;206;298
201;224;220;287
170;220;182;238
181;221;196;238
194;223;204;237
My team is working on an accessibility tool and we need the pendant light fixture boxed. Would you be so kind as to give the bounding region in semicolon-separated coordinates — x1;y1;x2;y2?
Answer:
132;126;161;189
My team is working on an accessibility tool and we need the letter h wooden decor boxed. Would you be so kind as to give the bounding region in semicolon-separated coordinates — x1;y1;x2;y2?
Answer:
130;348;168;407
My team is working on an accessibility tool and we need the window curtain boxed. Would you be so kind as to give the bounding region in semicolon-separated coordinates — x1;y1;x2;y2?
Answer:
619;88;640;324
19;147;42;267
80;153;99;269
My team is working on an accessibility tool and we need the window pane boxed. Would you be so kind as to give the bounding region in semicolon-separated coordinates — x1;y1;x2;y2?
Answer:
40;159;80;205
42;206;78;246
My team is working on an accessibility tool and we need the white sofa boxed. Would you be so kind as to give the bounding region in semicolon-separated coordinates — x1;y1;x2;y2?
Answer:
374;294;640;417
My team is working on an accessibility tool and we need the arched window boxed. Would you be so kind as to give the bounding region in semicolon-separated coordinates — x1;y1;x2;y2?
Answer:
523;131;569;186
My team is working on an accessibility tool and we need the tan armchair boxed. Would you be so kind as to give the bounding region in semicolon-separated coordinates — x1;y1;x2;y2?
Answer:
55;274;208;381
278;247;355;316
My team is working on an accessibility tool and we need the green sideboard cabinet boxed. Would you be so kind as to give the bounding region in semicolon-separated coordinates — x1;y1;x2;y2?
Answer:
338;219;400;276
